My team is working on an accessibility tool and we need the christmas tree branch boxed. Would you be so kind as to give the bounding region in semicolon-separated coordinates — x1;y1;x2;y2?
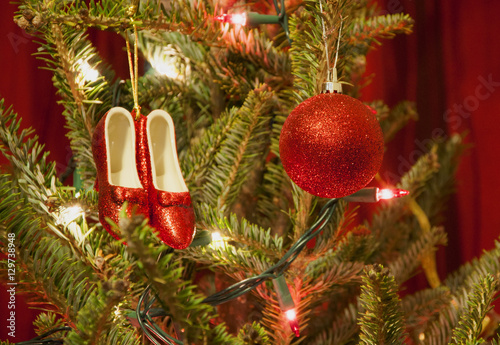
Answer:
402;287;452;342
0;181;98;330
369;100;418;143
0;101;57;214
348;13;414;47
195;203;285;258
358;265;407;345
185;107;239;191
0;101;102;259
119;213;219;344
445;239;500;293
370;145;441;261
254;93;292;233
260;277;315;343
418;292;462;343
217;26;292;83
305;256;365;285
183;239;275;278
422;241;500;342
314;200;351;254
200;86;275;213
291;186;315;243
417;134;466;225
287;10;323;100
101;322;141;345
17;0;220;44
64;279;129;344
332;225;378;264
0;103;138;342
235;322;270;344
408;198;442;288
309;304;359;345
50;24;87;108
254;158;291;233
35;23;115;185
388;226;447;285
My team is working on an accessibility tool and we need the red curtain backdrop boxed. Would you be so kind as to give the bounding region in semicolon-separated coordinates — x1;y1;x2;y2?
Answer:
1;0;500;341
363;0;500;271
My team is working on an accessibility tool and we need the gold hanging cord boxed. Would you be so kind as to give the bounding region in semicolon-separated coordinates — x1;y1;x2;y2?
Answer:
125;23;141;119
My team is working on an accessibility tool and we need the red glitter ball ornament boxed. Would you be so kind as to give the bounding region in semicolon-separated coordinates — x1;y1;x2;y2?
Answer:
279;93;384;198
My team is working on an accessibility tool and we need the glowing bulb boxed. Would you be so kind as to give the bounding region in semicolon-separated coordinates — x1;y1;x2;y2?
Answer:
149;51;189;80
56;204;84;226
113;303;124;322
210;231;226;249
285;309;296;320
77;59;99;83
376;188;409;201
215;13;247;26
285;309;300;337
151;59;180;79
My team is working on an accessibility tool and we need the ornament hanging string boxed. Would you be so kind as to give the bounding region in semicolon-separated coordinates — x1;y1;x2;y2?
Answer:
125;23;141;118
319;0;331;81
332;16;343;79
318;0;343;83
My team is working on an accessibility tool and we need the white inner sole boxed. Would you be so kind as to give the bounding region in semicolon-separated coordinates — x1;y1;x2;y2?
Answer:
147;110;188;193
106;108;142;188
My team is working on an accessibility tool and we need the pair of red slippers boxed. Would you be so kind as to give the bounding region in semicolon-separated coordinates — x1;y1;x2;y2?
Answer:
92;107;195;249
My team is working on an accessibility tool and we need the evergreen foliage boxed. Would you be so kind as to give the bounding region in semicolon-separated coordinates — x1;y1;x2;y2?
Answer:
0;0;497;344
358;265;406;345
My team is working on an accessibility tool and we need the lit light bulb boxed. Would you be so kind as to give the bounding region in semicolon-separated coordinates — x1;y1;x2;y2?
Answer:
77;59;99;83
376;188;409;201
343;187;410;203
113;303;124;322
149;51;189;80
52;204;91;244
151;58;180;79
285;308;296;320
285;309;300;337
56;204;84;226
210;231;226;249
215;13;247;26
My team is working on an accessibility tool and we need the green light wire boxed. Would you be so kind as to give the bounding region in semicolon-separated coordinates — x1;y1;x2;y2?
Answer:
203;198;338;305
132;199;338;344
17;199;338;345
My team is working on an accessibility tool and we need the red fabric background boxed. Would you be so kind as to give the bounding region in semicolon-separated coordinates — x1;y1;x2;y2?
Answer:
363;0;500;272
1;0;500;341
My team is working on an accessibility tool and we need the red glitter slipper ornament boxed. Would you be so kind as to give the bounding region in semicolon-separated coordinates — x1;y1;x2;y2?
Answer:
145;110;196;249
92;107;195;249
92;107;149;239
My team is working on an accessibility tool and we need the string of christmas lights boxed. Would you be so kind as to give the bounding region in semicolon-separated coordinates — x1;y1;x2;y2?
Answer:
131;198;340;344
127;189;408;343
15;187;407;345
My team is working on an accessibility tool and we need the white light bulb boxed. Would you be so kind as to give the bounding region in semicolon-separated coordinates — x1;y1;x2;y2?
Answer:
154;61;179;79
210;231;226;249
230;13;247;25
56;204;84;226
77;59;100;83
285;309;297;321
